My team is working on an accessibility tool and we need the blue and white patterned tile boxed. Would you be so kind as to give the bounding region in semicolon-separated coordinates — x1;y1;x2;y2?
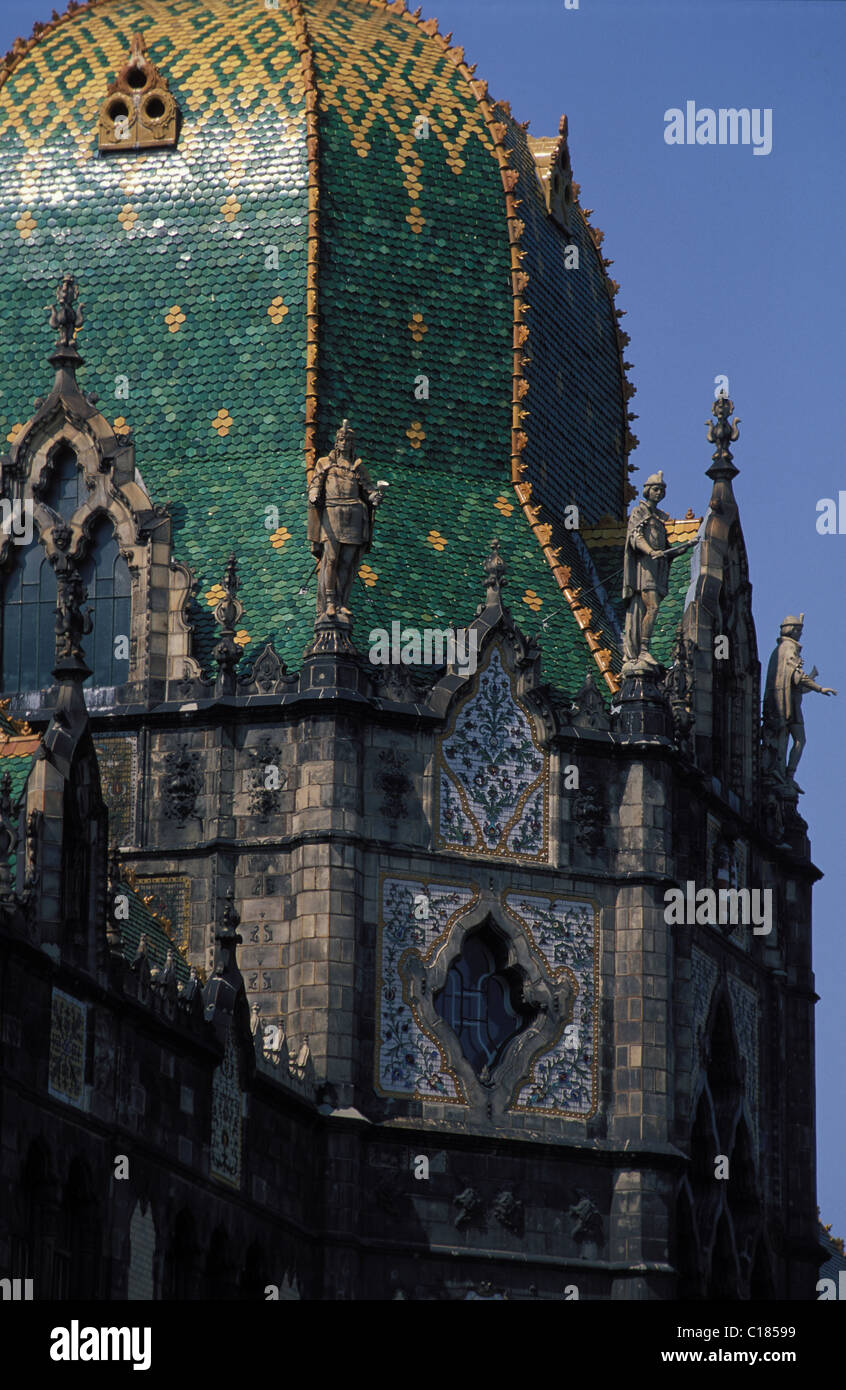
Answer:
437;647;548;861
377;876;476;1101
210;1023;243;1187
728;974;760;1149
504;892;598;1116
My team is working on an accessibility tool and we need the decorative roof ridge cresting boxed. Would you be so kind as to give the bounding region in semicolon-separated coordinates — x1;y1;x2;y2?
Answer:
364;0;621;694
0;0;104;96
286;0;321;479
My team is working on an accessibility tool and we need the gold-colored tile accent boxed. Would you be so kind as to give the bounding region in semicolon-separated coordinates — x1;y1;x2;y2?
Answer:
220;194;241;222
522;589;542;612
267;296;289;325
211;408;233;437
5;422;23;443
113;417;130;437
117;203;138;232
358;563;378;586
164;304;185;333
288;0;320;479
204;583;226;607
426;529;447;552
269;526;291;549
494;495;514;517
406;420;425;448
0;4;304;160
234;629;250;647
15;210;35;239
408;312;427;341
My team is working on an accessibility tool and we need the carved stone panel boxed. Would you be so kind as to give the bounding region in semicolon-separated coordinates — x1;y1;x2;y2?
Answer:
161;745;202;825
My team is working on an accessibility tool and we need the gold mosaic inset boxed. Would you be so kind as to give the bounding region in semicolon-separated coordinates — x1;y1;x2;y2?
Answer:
269;526;292;550
308;0;487;215
211;409;233;437
15;210;36;239
267;296;289;325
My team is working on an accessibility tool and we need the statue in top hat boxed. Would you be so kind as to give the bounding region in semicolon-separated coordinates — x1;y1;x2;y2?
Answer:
763;614;836;794
622;471;696;675
307;419;383;625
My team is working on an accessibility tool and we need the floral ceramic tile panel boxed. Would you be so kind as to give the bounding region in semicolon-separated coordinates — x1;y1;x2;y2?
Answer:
378;876;477;1102
729;975;760;1150
504;892;598;1116
437;647;548;861
691;946;719;1092
92;735;137;844
48;988;87;1108
210;1024;243;1188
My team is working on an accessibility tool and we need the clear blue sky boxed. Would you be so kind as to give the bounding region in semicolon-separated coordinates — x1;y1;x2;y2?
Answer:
2;0;843;1238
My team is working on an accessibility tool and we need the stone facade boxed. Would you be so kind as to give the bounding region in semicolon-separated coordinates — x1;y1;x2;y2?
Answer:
0;486;823;1297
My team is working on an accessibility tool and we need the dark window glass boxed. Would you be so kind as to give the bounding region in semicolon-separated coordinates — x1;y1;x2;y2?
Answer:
1;541;56;693
434;927;534;1075
1;518;132;694
78;518;131;688
42;444;86;522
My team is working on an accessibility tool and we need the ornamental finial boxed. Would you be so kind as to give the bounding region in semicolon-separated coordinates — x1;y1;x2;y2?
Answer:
220;885;241;938
706;393;741;479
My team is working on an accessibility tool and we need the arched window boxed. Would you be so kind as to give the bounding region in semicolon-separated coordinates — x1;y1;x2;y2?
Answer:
42;444;86;521
79;518;131;688
164;1209;200;1301
55;1157;102;1299
1;518;132;694
1;540;56;693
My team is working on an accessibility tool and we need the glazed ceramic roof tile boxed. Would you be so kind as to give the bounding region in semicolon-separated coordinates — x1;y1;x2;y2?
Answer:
0;0;638;696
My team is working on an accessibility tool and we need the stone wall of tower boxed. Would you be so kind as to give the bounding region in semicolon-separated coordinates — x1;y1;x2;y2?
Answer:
50;589;815;1299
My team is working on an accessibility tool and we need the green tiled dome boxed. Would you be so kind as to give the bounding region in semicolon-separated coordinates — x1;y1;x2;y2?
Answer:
0;0;630;693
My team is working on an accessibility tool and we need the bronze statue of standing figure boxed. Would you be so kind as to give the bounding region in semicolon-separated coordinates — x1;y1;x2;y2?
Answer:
763;614;836;795
622;471;696;675
308;419;383;625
